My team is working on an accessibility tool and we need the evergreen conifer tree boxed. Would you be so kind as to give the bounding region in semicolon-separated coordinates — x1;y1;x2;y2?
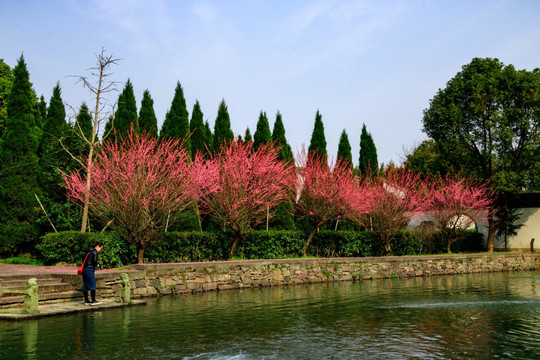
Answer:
39;83;72;202
212;99;233;153
337;129;353;169
36;95;46;129
68;103;93;162
359;123;378;176
160;81;191;152
204;120;213;151
244;127;253;143
103;115;114;140
308;110;327;160
272;111;294;164
0;59;13;138
113;79;138;140
0;55;41;256
190;100;209;157
253;111;272;151
76;103;93;141
138;89;158;137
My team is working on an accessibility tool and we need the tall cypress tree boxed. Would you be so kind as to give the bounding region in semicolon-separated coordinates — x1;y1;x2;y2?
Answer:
77;103;93;141
138;89;158;137
160;81;191;152
39;83;71;202
0;55;41;256
308;110;327;159
253;111;272;151
103;115;114;141
190;100;210;157
0;59;13;138
113;79;138;140
204;120;213;151
212;99;233;153
359;123;378;176
266;111;295;230
337;129;353;169
244;127;253;143
36;95;46;129
69;102;93;162
272;111;294;164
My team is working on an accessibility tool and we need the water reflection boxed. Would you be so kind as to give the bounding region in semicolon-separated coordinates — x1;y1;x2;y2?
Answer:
74;313;96;358
22;321;37;359
0;271;539;359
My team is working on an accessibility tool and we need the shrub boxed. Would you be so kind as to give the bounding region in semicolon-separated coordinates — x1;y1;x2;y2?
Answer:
146;232;230;262
391;230;426;256
36;228;486;266
37;231;135;268
237;231;305;259
0;257;44;266
311;231;384;257
450;230;485;253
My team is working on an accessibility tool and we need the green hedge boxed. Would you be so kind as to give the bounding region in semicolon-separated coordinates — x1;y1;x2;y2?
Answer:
37;229;486;266
146;232;229;262
37;231;136;268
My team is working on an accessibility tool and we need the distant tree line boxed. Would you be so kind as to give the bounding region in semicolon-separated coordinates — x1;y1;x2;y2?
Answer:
2;54;536;261
0;54;379;257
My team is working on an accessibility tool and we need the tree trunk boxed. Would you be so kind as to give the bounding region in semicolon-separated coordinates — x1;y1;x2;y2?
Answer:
137;241;146;264
384;242;392;256
383;236;392;256
229;234;241;260
303;227;319;257
195;204;203;233
80;146;94;233
446;232;453;254
486;218;496;253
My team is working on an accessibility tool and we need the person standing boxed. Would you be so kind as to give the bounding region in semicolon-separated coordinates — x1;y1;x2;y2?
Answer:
81;241;104;305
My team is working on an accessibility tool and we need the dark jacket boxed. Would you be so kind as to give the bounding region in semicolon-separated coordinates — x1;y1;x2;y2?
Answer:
83;248;99;269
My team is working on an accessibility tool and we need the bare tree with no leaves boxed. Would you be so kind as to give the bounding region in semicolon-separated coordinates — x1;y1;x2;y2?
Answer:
71;48;120;232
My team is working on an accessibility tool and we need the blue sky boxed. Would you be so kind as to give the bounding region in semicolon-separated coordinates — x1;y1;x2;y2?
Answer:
2;0;540;166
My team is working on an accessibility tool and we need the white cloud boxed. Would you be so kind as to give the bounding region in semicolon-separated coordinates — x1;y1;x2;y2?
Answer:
89;0;175;56
192;1;216;23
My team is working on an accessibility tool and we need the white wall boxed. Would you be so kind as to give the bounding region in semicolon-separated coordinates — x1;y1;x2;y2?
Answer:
493;208;540;251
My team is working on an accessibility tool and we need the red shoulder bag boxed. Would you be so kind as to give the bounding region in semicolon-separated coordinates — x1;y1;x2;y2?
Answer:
77;251;91;275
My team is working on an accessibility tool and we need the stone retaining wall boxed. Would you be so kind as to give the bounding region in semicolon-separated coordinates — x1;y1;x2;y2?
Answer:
94;254;540;299
96;254;540;298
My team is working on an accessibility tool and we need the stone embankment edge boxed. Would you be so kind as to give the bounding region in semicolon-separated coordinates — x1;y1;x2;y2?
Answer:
92;253;540;300
0;300;147;321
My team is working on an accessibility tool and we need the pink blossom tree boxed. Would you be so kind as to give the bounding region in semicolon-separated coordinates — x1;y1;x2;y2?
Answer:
200;140;294;259
293;151;372;256
353;168;427;255
424;174;494;253
63;132;205;264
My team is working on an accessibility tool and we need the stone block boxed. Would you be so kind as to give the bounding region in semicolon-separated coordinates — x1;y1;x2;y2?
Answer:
203;282;217;291
149;279;161;288
147;287;157;296
218;274;231;282
133;288;147;296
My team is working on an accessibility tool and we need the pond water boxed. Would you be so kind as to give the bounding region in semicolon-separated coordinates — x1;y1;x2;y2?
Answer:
1;271;539;359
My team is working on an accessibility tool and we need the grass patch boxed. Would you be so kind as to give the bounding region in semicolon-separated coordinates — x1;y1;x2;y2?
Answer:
0;257;44;266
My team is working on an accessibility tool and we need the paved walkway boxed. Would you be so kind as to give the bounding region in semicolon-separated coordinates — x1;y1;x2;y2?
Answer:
0;264;78;277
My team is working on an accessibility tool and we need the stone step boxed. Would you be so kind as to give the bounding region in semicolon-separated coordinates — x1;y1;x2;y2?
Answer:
1;278;63;288
0;290;84;308
0;274;63;282
1;282;73;296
